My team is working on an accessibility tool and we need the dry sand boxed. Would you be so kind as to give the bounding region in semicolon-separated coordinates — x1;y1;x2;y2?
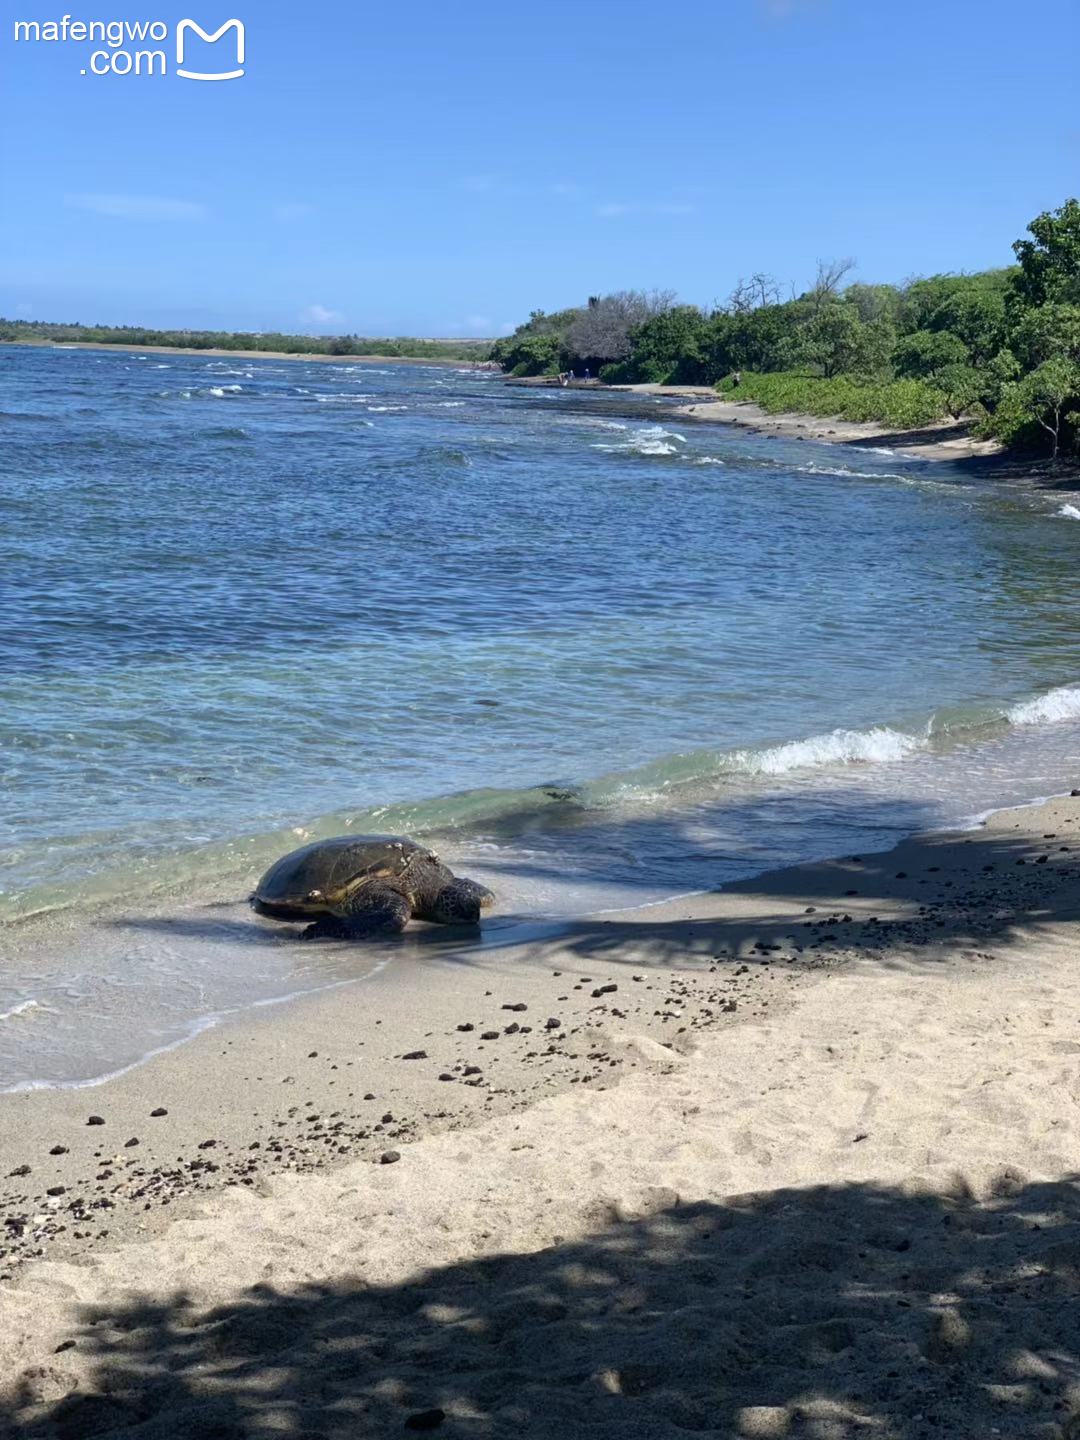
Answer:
5;795;1080;1437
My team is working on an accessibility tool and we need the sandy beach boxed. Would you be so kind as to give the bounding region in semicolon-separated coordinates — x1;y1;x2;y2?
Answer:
5;792;1080;1436
504;376;1011;465
616;383;1006;465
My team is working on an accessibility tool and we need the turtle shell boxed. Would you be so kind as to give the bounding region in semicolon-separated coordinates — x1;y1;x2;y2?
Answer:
254;835;432;918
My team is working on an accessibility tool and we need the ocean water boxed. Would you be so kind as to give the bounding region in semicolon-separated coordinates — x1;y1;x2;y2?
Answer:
4;342;1080;1088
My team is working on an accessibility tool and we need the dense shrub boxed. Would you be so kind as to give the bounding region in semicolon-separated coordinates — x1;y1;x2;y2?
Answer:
716;372;948;430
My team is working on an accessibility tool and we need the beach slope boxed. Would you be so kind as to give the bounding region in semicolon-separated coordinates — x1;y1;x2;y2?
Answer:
4;796;1080;1436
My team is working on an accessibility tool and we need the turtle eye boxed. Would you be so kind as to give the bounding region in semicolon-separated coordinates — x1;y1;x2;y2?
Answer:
308;889;323;900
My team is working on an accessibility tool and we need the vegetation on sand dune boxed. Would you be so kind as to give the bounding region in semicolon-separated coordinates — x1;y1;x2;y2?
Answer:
494;200;1080;458
714;373;948;431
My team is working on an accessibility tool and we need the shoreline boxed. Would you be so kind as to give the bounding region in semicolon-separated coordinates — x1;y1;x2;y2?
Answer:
5;788;1080;1432
2;339;497;368
508;374;1060;471
3;785;1079;1262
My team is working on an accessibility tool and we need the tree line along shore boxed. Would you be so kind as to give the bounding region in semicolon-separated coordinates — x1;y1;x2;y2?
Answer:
6;198;1079;459
491;199;1080;462
0;321;493;364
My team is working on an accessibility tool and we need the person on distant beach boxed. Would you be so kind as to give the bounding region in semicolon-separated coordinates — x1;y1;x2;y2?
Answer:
732;370;742;388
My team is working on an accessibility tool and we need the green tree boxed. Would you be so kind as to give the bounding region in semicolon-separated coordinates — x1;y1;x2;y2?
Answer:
1011;303;1080;369
609;305;708;383
1019;358;1080;460
934;363;984;420
844;283;902;326
893;328;970;378
928;286;1008;366
1013;198;1080;307
793;304;892;379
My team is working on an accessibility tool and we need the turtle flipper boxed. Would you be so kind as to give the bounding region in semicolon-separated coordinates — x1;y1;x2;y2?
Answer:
303;885;411;940
418;879;492;926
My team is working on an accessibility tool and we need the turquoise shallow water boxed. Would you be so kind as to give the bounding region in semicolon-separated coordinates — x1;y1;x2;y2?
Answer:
3;343;1080;1086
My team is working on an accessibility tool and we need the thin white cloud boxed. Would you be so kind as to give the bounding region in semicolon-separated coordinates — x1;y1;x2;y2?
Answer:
300;304;344;325
65;193;207;222
460;177;587;201
595;201;697;219
758;0;819;17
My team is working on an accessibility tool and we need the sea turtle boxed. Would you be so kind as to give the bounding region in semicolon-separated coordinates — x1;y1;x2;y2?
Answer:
252;835;495;939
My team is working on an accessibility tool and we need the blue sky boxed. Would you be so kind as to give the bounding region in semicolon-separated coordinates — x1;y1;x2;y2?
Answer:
1;0;1077;336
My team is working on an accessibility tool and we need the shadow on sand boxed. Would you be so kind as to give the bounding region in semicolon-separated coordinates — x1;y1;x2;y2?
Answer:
109;788;1080;989
5;1174;1080;1438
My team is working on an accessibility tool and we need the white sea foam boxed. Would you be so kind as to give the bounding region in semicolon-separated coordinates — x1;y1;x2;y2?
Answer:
0;999;43;1023
795;463;905;481
435;401;466;407
1057;504;1080;520
208;385;243;397
1007;684;1080;725
731;726;923;776
367;404;408;412
862;446;918;461
593;424;687;457
693;456;725;466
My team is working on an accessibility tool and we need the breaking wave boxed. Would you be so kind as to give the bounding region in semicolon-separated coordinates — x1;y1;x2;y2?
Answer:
795;463;906;481
592;424;687;457
725;726;922;776
1057;504;1080;520
1007;684;1080;725
0;999;44;1023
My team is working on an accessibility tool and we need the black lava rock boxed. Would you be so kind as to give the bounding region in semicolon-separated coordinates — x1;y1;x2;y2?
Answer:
405;1410;446;1432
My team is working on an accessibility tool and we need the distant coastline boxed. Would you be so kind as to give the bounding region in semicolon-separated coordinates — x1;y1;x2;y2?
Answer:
2;339;499;368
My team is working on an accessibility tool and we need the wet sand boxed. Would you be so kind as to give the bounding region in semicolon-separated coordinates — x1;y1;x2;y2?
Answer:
5;794;1080;1435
